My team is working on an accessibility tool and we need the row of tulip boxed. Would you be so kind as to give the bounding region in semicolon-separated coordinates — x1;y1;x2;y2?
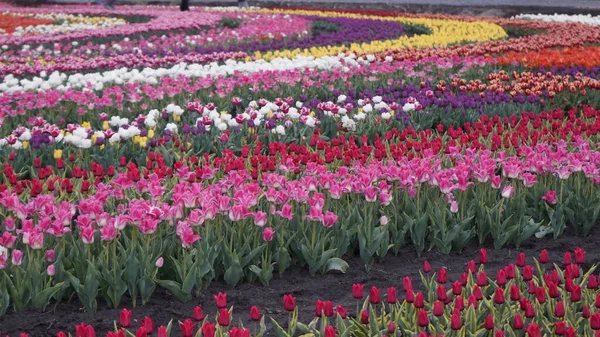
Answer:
2;248;600;337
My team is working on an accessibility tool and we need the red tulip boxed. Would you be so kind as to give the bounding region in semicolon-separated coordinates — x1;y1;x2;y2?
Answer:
217;309;230;326
467;294;478;309
528;280;536;294
417;310;429;327
596;293;600;308
516;253;526;267
413;292;424;308
510;284;520;301
433;301;444;316
493;288;505;304
335;305;347;318
571;285;582;302
452;281;462;295
135;327;148;337
574;247;586;264
402;277;413;292
423;261;431;273
523;265;534;281
250;306;261;321
57;332;67;337
369;286;381;304
484;314;494;330
352;284;364;299
214;292;227;309
201;322;215;337
548;282;560;298
588;275;598;289
387;287;397;304
138;317;153;334
513;314;524;330
476;272;487;287
75;323;87;337
157;326;168;337
505;264;516;279
437;285;448;303
535;287;546;304
467;260;476;274
454;296;465;311
525;302;535;318
406;290;415;303
495;330;505;337
584;305;591;319
120;309;132;328
494;270;506;287
324;326;336;337
193;306;204;321
450;311;462;330
473;285;483;301
539;249;549;264
591;312;600;330
555;321;566;335
479;248;488;264
283;294;296;311
360;310;369;324
565;326;576;337
387;321;396;334
437;268;448;284
526;322;542;337
555;301;565;318
563;252;572;266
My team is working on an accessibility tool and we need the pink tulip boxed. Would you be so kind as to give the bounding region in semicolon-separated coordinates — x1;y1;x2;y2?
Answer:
262;227;275;242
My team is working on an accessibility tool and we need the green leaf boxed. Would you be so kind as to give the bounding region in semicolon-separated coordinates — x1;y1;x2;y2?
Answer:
155;280;192;303
326;258;349;273
31;282;64;310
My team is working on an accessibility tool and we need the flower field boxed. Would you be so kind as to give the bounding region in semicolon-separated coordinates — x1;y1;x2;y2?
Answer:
0;2;600;336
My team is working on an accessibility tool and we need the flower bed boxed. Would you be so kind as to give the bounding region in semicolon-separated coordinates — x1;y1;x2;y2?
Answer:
0;5;599;336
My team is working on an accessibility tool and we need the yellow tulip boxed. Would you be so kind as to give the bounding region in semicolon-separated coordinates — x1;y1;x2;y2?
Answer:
53;149;63;159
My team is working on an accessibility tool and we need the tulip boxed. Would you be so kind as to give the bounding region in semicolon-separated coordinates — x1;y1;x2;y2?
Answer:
157;326;168;337
45;250;55;262
548;282;560;298
57;332;67;337
217;309;230;326
591;312;600;330
522;265;534;281
596;294;600;308
555;321;566;335
516;253;526;267
387;287;397;304
501;185;514;198
526;322;542;337
454;296;465;311
201;322;215;337
535;287;546;304
352;284;364;299
476;272;487;287
509;284;520;301
417;310;429;327
180;319;195;337
47;264;56;276
437;268;448;283
542;190;557;204
11;249;23;266
466;260;476;274
324;326;336;337
423;261;431;273
563;252;572;266
155;257;164;268
565;327;576;337
335;305;347;318
369;286;380;304
571;285;582;302
387;321;396;334
479;248;488;264
414;292;424;308
135;327;148;337
360;310;369;324
555;301;565;318
484;314;494;330
496;269;507;286
528;280;536;294
574;247;586;264
250;306;261;321
437;285;448;303
539;249;550;264
493;288;505;305
120;308;132;327
588;275;598;289
452;281;462;295
505;264;516;279
433;301;444;316
262;227;275;242
495;331;505;337
450;311;462;330
406;290;415;303
193;306;204;321
140;317;153;333
214;292;227;309
283;294;296;311
513;314;524;330
402;277;413;292
584;305;591;319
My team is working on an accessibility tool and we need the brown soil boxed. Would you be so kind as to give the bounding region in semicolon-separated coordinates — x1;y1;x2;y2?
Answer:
1;226;599;336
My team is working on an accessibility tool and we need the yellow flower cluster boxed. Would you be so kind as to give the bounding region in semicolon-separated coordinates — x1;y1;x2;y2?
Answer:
247;9;507;61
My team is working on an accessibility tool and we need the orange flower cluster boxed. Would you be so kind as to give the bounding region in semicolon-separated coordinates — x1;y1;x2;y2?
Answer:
436;70;600;98
0;15;54;34
495;46;600;68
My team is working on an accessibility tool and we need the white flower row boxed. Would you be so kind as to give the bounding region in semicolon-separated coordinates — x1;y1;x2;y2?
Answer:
0;12;127;37
514;13;600;26
0;53;376;93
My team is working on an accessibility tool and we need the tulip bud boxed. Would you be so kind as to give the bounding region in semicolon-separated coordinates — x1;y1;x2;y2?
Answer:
45;250;55;262
484;314;494;330
437;268;448;284
451;311;462;330
414;292;424;308
352;284;364;299
120;308;132;327
47;264;56;276
335;305;347;319
522;265;534;281
513;314;523;330
555;301;565;318
283;294;296;311
157;326;168;337
360;310;369;324
509;284;520;301
250;306;260;321
591;312;600;330
141;317;153;333
324;326;336;337
369;286;381;304
539;249;549;264
555;321;566;335
493;288;505;305
387;321;396;334
214;292;227;309
433;301;444;316
574;247;586;264
155;257;164;268
563;252;572;266
496;269;507;286
423;261;431;273
417;310;429;327
402;277;413;292
179;319;195;337
516;253;526;267
584;305;591;319
217;309;230;326
479;248;488;264
193;306;204;321
387;287;397;304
